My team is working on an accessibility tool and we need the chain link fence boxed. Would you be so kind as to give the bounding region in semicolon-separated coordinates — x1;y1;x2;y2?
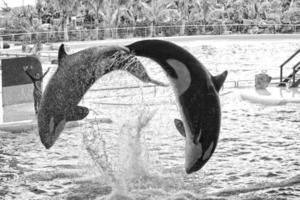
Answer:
0;23;299;44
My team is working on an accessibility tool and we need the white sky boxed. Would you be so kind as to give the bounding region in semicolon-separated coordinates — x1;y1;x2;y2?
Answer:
0;0;36;8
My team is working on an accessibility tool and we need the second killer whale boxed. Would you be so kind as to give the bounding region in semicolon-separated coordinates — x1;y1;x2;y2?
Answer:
127;39;228;174
38;44;165;149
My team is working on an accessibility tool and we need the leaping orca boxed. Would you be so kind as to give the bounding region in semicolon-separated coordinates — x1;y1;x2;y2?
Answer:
38;44;165;149
127;40;227;174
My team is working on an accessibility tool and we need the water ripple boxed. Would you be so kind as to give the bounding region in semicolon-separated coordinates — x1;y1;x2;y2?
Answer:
1;39;300;199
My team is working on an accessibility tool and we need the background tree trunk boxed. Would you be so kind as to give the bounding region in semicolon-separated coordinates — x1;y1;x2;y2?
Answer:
150;21;155;37
180;19;186;36
64;15;69;41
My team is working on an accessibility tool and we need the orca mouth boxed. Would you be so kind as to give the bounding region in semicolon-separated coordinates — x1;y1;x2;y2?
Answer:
185;151;209;174
186;159;208;174
184;137;203;174
122;46;130;53
41;129;61;149
126;44;138;55
185;138;215;174
43;139;54;149
40;131;57;149
40;117;66;149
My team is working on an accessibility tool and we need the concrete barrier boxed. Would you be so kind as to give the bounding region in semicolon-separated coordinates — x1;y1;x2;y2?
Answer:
2;56;42;106
1;56;43;124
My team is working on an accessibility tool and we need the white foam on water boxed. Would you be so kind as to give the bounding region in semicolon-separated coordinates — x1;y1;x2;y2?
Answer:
212;174;300;198
81;103;163;198
111;107;158;195
81;119;116;183
96;186;134;200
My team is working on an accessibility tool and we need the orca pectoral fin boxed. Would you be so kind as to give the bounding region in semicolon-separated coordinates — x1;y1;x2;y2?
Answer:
174;118;186;137
212;71;228;92
66;106;89;122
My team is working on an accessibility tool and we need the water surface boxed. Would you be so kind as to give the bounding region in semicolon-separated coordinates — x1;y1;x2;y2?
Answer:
1;37;300;200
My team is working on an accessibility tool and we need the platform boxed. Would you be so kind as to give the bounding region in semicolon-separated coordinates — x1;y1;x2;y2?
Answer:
2;102;35;122
0;102;35;132
0;102;113;133
240;87;300;105
0;103;83;133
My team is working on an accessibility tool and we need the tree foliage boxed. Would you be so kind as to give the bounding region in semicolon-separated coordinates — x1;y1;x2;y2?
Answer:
2;0;300;39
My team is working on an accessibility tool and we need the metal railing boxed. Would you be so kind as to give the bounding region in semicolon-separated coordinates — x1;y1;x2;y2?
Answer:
291;61;300;87
0;51;57;63
0;23;299;44
279;49;300;86
87;79;279;92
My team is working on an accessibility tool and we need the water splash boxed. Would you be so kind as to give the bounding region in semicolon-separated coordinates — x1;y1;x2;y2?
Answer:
81;111;116;184
116;108;156;181
82;105;158;198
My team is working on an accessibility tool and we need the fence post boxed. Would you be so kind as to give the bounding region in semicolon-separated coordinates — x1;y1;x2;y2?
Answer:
97;27;99;40
280;65;283;83
292;68;296;85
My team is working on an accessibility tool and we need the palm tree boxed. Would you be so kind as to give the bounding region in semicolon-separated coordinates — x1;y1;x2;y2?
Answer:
110;0;136;38
81;0;104;28
80;0;105;39
193;0;215;33
282;0;300;27
52;0;80;41
5;5;44;44
140;0;178;36
187;0;214;33
83;0;135;38
36;0;44;20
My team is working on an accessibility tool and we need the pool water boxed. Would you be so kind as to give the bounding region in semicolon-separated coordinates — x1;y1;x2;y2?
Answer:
1;37;300;200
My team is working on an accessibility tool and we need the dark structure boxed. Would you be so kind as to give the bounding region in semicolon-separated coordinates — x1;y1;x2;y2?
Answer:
2;56;43;106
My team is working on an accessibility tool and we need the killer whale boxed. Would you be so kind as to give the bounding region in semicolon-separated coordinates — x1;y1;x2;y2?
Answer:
127;39;228;174
38;44;165;149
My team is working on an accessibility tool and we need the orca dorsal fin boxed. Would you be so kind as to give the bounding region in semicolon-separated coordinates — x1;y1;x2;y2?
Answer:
58;44;67;63
212;71;228;92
